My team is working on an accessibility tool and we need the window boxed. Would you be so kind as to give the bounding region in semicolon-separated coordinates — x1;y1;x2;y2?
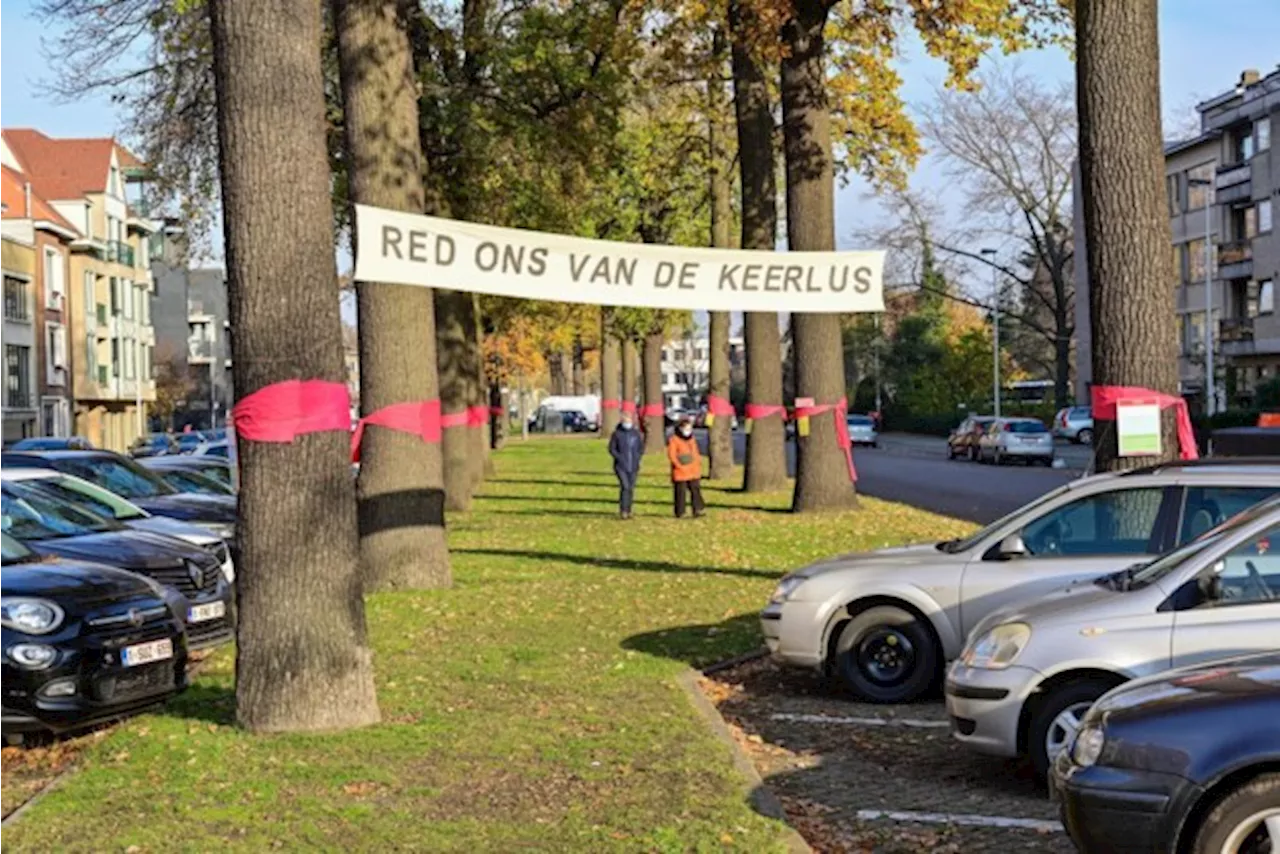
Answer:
1230;125;1255;163
123;280;134;319
55;457;169;500
1233;206;1258;241
5;345;32;408
110;277;121;314
84;271;95;320
1179;486;1280;542
1166;173;1181;217
3;276;29;322
1260;200;1273;234
46;323;66;385
109;165;120;198
1186;163;1214;210
85;334;96;380
1261;280;1275;316
111;339;120;376
1020;487;1168;557
1207;524;1280;607
125;338;136;380
1187;239;1209;282
1258;117;1272;152
43;248;63;309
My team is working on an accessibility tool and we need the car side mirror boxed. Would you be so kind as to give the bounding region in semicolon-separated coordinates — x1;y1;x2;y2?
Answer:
999;534;1028;559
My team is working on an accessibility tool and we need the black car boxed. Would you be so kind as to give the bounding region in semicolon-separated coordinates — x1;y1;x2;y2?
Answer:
138;456;235;492
130;433;179;459
561;410;592;433
2;533;188;739
2;450;236;540
1053;651;1280;854
2;480;234;650
145;466;232;497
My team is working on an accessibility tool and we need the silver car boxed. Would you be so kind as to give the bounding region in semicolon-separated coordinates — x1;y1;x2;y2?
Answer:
1053;406;1094;445
845;414;878;448
977;417;1055;466
946;495;1280;781
761;463;1280;704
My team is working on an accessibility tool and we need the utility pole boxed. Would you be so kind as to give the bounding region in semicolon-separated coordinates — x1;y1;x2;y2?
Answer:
981;248;1001;418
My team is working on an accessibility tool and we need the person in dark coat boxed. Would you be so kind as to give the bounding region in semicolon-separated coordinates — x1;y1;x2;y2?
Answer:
608;410;644;519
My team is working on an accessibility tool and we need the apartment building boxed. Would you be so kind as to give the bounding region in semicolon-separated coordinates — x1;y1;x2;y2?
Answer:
1075;67;1278;410
153;246;234;430
2;206;38;442
659;335;745;411
3;130;161;451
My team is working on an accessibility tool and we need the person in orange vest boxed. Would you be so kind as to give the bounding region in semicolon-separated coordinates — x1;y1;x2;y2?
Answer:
667;416;705;518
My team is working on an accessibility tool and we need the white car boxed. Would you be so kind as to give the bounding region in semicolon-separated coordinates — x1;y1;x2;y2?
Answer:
760;462;1280;703
946;495;1280;780
977;417;1055;466
1;468;235;583
845;414;879;448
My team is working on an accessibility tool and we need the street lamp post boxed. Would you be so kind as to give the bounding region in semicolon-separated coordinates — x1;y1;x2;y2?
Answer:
981;248;1000;418
1188;176;1216;414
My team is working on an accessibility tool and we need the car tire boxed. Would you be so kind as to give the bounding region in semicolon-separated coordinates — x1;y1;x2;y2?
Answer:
947;444;955;459
969;446;979;462
833;606;938;703
1077;428;1093;446
1028;680;1112;783
1189;773;1280;854
994;449;1004;466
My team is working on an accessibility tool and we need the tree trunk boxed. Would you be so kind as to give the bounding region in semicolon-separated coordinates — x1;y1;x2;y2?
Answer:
470;294;491;483
334;0;451;590
1076;0;1180;470
601;314;621;435
489;382;505;450
1055;329;1072;411
731;0;785;492
781;0;855;512
642;332;666;454
436;289;480;510
622;338;638;414
707;30;735;482
571;336;585;395
209;0;379;731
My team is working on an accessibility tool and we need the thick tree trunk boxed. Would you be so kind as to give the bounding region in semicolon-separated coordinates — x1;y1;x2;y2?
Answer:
436;290;481;510
1076;0;1180;470
622;338;638;414
334;0;451;589
707;31;735;482
209;0;379;731
600;314;621;435
489;382;505;450
642;331;666;454
571;336;585;395
731;0;785;492
781;0;855;512
471;295;491;483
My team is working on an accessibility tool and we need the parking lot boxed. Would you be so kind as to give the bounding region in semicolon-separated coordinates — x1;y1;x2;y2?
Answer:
700;655;1074;854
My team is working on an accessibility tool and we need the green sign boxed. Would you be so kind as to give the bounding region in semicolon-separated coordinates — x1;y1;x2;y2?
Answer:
1117;403;1162;456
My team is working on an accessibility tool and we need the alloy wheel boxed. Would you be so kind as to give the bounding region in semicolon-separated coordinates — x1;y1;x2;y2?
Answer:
1221;807;1280;853
1044;701;1092;761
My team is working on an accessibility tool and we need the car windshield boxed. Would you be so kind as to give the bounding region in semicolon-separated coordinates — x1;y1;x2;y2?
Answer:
848;416;874;426
193;465;232;488
27;474;149;521
55;456;176;499
1;531;36;564
160;469;232;496
202;444;230;458
1007;421;1048;433
937;482;1076;553
1;482;120;539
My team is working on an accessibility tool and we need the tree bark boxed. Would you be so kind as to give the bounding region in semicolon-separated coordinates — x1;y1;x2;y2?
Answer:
571;336;585;395
1076;0;1180;469
209;0;379;731
707;29;735;482
471;294;491;483
781;0;856;511
489;382;505;450
600;313;621;435
642;331;666;454
334;0;451;590
731;0;786;492
436;289;480;510
621;337;638;414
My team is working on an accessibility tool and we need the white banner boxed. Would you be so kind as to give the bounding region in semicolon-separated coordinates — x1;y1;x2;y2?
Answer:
353;205;884;313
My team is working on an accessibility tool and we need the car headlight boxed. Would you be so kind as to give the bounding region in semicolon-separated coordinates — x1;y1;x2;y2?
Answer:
220;556;236;584
0;598;65;635
195;521;235;540
1072;724;1105;767
961;622;1031;670
8;642;58;669
769;575;806;604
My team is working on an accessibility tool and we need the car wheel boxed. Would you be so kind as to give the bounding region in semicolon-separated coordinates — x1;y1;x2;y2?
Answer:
871;441;878;449
969;445;979;462
1077;428;1093;446
1028;680;1112;782
1190;773;1280;854
994;449;1004;466
833;606;938;703
947;444;956;459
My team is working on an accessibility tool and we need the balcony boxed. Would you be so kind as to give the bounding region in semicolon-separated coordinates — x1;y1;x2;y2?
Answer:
1220;317;1256;357
5;390;33;409
1214;163;1252;205
1218;240;1253;280
107;241;135;268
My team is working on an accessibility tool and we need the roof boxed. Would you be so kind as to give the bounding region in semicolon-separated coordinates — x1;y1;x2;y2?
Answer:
2;128;140;202
0;163;81;235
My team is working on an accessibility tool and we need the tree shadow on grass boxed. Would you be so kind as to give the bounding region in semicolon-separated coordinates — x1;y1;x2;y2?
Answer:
475;492;670;509
160;680;237;726
621;613;766;668
483;478;618;488
452;547;781;581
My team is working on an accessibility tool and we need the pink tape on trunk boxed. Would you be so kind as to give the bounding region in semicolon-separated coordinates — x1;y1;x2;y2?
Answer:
705;395;736;417
1090;385;1198;461
639;403;665;419
350;398;442;463
601;399;621;410
466;404;490;427
440;409;469;429
621;400;637;415
743;403;788;420
232;380;350;443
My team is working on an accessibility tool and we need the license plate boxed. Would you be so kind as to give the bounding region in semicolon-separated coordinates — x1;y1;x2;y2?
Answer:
188;601;227;623
121;638;174;667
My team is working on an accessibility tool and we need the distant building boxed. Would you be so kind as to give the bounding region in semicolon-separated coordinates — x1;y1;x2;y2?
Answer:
659;335;744;411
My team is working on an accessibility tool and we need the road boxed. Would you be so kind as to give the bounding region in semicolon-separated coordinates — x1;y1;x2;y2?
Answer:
717;431;1088;524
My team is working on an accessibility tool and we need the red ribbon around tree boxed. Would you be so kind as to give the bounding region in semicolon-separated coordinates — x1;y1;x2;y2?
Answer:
232;380;351;443
1090;385;1198;461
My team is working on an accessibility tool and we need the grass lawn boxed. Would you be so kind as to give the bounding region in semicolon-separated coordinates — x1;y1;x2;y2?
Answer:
3;438;972;852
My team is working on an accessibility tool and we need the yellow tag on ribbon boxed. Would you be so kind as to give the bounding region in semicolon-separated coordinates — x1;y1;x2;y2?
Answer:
704;413;715;427
744;418;753;435
797;416;811;438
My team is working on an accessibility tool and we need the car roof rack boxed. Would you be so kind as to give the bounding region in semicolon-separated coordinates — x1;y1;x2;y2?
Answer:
1118;456;1280;477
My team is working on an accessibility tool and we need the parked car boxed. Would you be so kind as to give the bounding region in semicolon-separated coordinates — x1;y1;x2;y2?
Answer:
2;468;234;584
977;417;1055;466
560;410;593;433
2;450;236;540
129;433;178;459
1052;651;1280;854
760;460;1280;705
1;479;235;650
845;414;879;448
1053;406;1094;445
138;456;234;492
190;440;232;459
9;437;93;451
176;432;208;454
144;467;232;497
1;533;188;740
946;494;1280;780
947;415;995;461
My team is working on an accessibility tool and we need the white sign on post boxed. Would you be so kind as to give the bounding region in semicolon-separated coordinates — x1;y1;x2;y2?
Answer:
352;205;885;313
1117;402;1162;457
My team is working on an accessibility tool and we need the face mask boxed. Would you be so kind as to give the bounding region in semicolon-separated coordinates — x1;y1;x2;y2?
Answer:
679;427;693;437
620;422;633;430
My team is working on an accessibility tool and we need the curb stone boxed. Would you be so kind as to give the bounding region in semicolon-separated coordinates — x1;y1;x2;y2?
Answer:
675;667;813;854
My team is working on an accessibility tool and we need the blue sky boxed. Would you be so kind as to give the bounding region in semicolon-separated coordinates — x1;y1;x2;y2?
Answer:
3;0;1278;271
